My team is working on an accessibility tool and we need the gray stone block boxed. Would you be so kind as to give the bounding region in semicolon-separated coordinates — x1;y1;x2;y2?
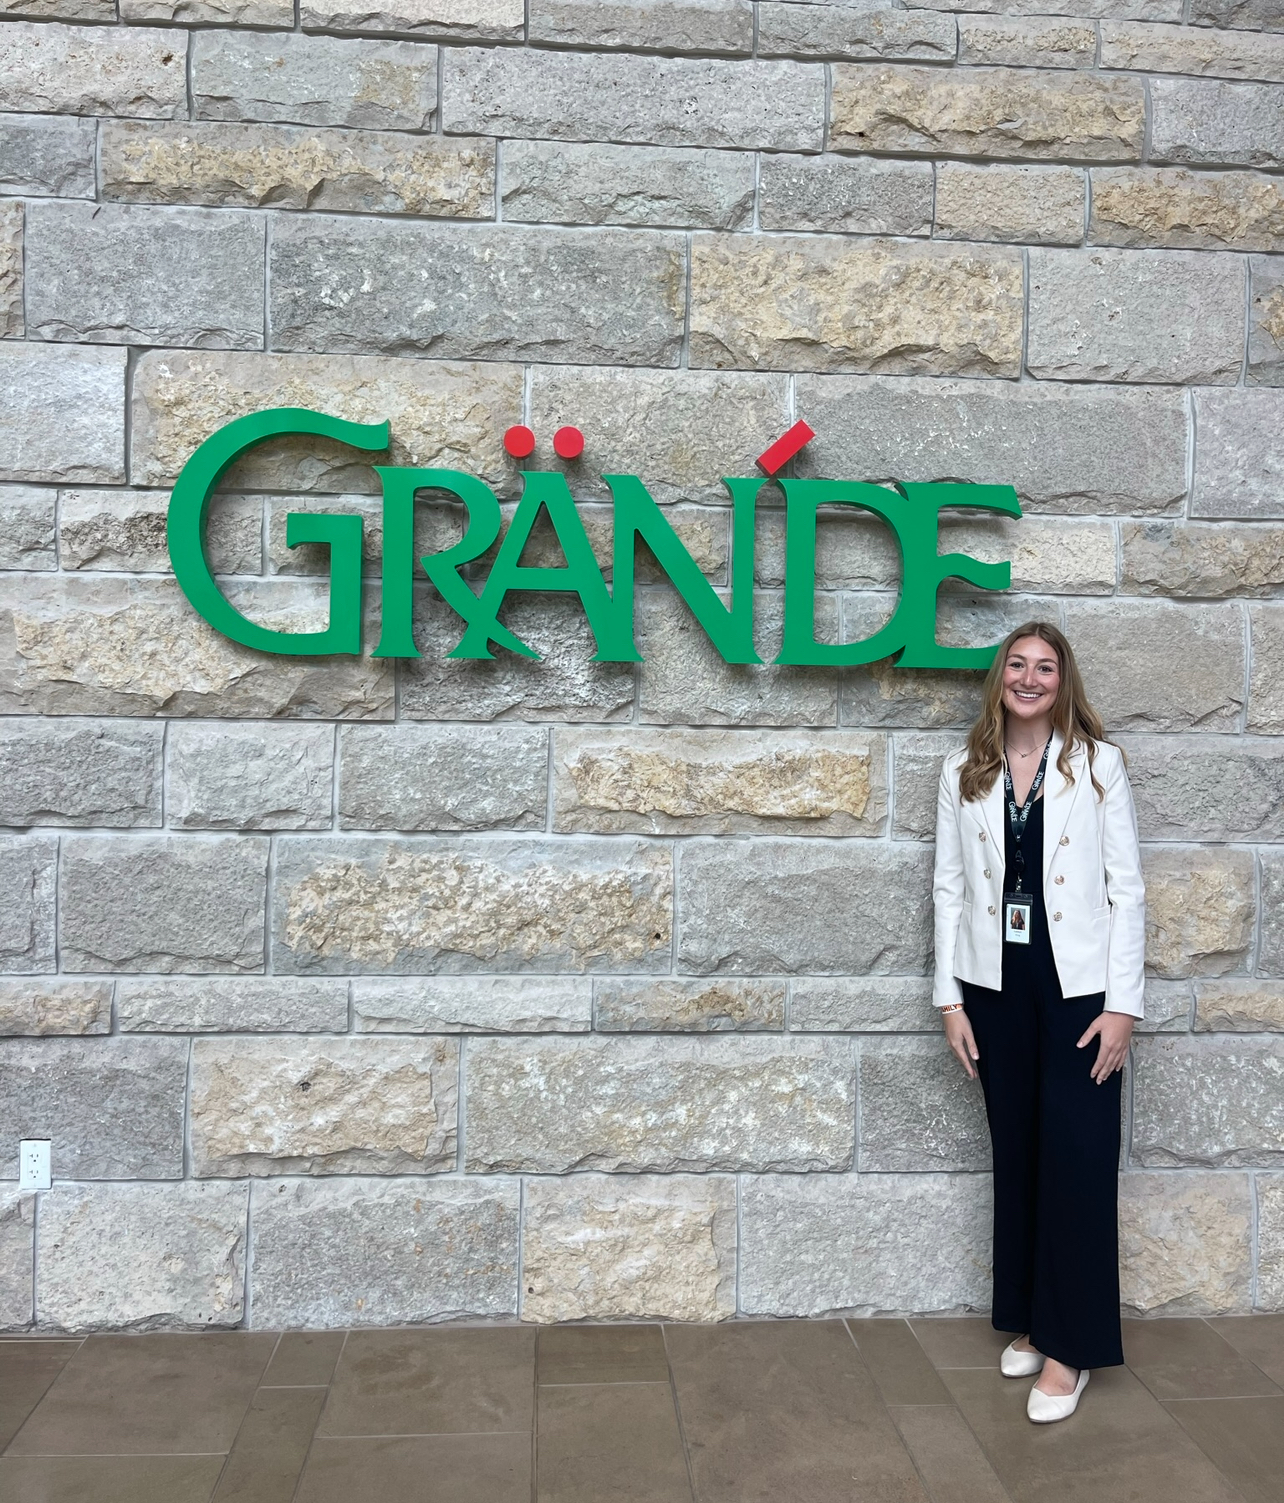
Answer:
1119;1171;1252;1315
789;976;938;1031
758;1;956;60
758;154;932;236
0;1038;186;1178
0;114;95;197
192;30;438;131
267;491;462;580
60;835;269;974
118;978;348;1033
273;836;672;974
1261;852;1284;973
907;0;1180;12
1251;605;1284;734
529;0;753;52
354;976;592;1032
1121;521;1284;597
26;201;264;351
301;0;524;37
0;1195;33;1330
794;373;1187;515
464;1036;855;1172
679;838;931;974
1101;20;1284;81
1250;257;1284;385
60;488;260;575
270;216;685;367
1195;981;1284;1032
0;837;56;974
0;344;125;485
168;723;333;831
441;47;825;151
1132;1037;1284;1167
859;1036;991;1171
1143;848;1255;979
0;201;21;339
0;981;111;1038
1121;735;1284;841
1192;0;1284;26
249;1179;520;1327
1027;247;1245;384
959;14;1095;67
338;724;547;832
594;977;785;1032
891;731;966;840
38;1182;249;1331
0;720;162;828
0;488;56;571
1193;389;1284;518
122;0;293;19
1152;78;1284;168
935;163;1085;245
0;22;187;118
1256;1174;1284;1311
500;140;754;230
1090;167;1284;254
1135;980;1194;1034
739;1173;991;1316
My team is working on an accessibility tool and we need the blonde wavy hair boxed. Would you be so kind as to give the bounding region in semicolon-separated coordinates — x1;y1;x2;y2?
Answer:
958;621;1108;804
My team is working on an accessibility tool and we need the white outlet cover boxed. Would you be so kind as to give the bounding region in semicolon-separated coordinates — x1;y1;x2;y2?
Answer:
18;1140;51;1192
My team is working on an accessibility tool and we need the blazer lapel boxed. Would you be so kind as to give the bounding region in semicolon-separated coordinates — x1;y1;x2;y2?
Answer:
978;762;1006;851
1042;730;1083;883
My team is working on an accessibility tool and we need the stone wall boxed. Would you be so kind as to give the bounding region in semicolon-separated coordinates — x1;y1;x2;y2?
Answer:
1;0;1283;1331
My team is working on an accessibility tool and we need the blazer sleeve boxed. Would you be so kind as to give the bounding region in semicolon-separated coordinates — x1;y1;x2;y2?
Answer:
1100;747;1146;1018
932;758;966;1010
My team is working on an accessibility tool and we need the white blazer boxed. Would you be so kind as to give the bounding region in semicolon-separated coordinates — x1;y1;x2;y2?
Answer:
933;732;1146;1018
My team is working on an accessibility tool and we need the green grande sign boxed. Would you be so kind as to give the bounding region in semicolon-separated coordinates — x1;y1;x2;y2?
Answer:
167;408;1022;670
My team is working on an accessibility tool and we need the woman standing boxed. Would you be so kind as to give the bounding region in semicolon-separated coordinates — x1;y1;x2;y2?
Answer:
933;621;1145;1424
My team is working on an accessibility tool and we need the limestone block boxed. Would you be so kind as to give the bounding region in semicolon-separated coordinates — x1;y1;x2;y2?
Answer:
132;349;522;493
302;0;522;34
1118;1172;1252;1315
38;1183;249;1331
0;489;55;571
859;1036;990;1172
103;121;494;219
739;1173;991;1316
555;728;885;837
1196;982;1284;1032
1250;257;1284;383
0;115;95;198
0;1038;186;1178
904;0;1179;13
935;163;1085;246
270;216;685;367
521;1174;737;1322
0;720;162;828
0;344;125;486
829;64;1144;161
25;201;264;351
795;372;1187;516
1091;168;1284;253
944;516;1116;595
690;234;1022;377
1192;390;1284;519
758;154;932;236
1193;0;1284;25
754;507;895;591
1122;735;1284;841
679;839;931;974
338;724;547;832
1152;78;1284;169
0;981;111;1037
529;0;752;51
249;1179;520;1328
60;835;269;974
441;47;825;152
192;31;438;131
190;1036;459;1176
1261;853;1284;973
62;487;260;576
118;978;348;1033
1028;247;1244;385
1142;848;1255;979
1136;980;1193;1034
757;1;957;61
0;1195;34;1330
0;201;21;339
1061;599;1244;732
0;575;394;719
1102;20;1284;81
1122;522;1284;598
354;976;591;1032
1132;1037;1284;1167
958;14;1095;66
790;976;937;1031
273;836;672;974
0;22;187;118
594;978;785;1032
168;723;334;831
1251;606;1284;733
500;140;753;230
891;731;965;841
465;1036;855;1172
267;491;462;580
1259;1178;1284;1309
122;0;293;19
0;837;56;974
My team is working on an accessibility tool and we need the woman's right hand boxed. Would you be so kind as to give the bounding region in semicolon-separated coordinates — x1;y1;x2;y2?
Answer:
944;1010;980;1080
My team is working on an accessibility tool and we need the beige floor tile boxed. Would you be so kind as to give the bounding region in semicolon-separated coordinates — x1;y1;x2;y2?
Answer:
1206;1316;1284;1389
211;1386;326;1503
261;1332;346;1389
848;1321;953;1406
0;1454;225;1502
296;1432;531;1503
538;1324;668;1385
1166;1395;1284;1503
537;1382;690;1503
890;1405;1013;1503
910;1318;1010;1371
0;1342;82;1451
1123;1318;1280;1401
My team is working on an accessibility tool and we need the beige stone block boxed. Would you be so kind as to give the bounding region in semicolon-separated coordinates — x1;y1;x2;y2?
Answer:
190;1036;459;1175
891;731;965;841
1250;604;1284;733
60;488;261;575
1123;522;1284;597
1143;848;1255;979
554;728;886;835
1196;982;1284;1032
1118;1172;1253;1315
1101;20;1284;81
934;163;1085;246
0;22;187;119
1090;167;1284;252
353;976;592;1032
594;978;785;1032
482;500;726;585
1251;256;1284;385
789;976;937;1031
0;980;111;1037
0;1194;34;1330
301;0;525;37
520;1174;736;1322
690;234;1023;377
131;349;523;493
1256;1174;1284;1310
943;516;1115;595
1264;852;1284;976
0;201;20;339
118;978;347;1033
958;14;1095;67
122;0;292;20
830;64;1145;161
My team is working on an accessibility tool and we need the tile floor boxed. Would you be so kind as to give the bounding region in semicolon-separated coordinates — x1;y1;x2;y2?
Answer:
2;1315;1284;1502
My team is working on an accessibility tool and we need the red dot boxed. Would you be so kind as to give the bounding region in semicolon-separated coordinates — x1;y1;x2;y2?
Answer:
553;425;584;460
503;424;536;459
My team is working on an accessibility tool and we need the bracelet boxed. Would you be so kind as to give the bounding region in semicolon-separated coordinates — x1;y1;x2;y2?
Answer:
940;1003;965;1015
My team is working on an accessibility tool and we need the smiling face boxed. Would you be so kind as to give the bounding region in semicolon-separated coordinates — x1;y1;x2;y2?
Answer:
1001;634;1061;730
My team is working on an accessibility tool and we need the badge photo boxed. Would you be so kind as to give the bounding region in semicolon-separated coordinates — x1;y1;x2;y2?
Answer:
1004;894;1032;945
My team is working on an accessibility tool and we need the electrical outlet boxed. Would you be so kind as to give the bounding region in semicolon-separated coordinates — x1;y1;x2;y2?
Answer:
18;1140;51;1192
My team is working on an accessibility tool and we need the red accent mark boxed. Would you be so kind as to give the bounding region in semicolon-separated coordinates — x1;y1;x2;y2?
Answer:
503;424;536;458
553;425;585;460
756;420;816;476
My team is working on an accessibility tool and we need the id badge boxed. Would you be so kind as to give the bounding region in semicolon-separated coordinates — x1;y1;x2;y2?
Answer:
1003;892;1032;945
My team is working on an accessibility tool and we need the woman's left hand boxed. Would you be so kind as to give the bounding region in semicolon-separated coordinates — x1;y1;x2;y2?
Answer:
1077;1011;1135;1084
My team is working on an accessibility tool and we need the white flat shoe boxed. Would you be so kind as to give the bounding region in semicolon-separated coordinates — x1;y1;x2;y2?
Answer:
1000;1338;1045;1378
1027;1368;1089;1423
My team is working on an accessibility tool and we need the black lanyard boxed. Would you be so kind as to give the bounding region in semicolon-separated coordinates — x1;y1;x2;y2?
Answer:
1003;738;1051;893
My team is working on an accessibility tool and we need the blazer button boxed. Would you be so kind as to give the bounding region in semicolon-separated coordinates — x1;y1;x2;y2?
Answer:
1055;874;1065;885
979;832;987;842
1059;835;1069;846
988;905;996;915
983;868;991;879
1053;911;1063;921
